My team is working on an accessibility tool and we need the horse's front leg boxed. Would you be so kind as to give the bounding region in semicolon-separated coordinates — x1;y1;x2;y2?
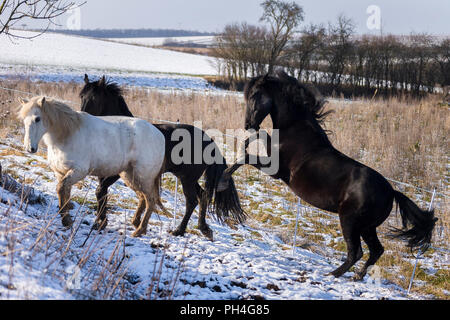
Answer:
217;153;276;192
56;169;87;227
94;175;120;230
217;131;275;192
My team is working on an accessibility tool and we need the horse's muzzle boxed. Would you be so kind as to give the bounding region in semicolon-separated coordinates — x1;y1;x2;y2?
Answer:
28;146;37;153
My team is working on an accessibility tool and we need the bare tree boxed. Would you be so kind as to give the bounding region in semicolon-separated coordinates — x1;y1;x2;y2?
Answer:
322;14;356;86
0;0;85;38
260;0;304;73
213;22;270;83
285;23;326;82
433;38;450;88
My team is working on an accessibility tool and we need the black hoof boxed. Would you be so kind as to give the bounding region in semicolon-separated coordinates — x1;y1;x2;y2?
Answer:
171;228;185;237
200;227;214;241
93;219;108;231
61;214;73;228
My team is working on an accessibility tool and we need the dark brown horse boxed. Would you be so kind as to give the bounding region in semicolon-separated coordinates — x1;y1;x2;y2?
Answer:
218;70;437;279
80;75;245;240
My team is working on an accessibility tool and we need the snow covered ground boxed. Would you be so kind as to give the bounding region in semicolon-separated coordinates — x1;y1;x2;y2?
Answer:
0;63;218;93
0;136;433;300
0;31;216;76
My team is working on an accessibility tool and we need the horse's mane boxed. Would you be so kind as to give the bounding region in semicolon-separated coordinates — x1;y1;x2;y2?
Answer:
81;76;134;117
274;70;333;125
105;81;134;117
247;71;333;126
19;96;82;142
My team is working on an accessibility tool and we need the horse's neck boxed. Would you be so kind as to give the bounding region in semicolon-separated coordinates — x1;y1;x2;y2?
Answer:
42;131;62;151
276;117;333;157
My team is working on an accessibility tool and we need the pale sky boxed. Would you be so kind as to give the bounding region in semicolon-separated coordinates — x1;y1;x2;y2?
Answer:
39;0;450;35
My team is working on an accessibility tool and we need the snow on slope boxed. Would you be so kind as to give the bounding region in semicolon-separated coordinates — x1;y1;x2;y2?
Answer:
0;136;416;300
0;31;216;76
0;64;218;92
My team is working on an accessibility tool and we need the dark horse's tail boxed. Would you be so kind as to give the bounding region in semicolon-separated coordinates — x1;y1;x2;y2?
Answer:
203;161;246;225
391;190;437;251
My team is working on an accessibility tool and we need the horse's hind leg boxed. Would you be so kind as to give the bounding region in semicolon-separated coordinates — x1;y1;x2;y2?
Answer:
131;193;145;228
171;177;198;237
131;174;161;237
197;184;213;241
132;192;157;237
94;175;120;230
330;213;363;278
353;228;384;281
56;169;87;227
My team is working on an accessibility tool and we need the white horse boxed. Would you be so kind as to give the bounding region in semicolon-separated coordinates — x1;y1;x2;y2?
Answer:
18;96;166;237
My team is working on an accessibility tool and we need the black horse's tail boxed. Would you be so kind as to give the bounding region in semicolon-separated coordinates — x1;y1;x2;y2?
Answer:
203;162;246;225
391;190;437;251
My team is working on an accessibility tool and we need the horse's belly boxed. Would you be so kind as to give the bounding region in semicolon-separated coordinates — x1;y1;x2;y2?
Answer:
89;155;129;177
289;171;340;213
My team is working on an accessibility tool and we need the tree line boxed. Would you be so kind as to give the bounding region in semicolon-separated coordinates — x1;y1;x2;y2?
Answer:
212;1;449;98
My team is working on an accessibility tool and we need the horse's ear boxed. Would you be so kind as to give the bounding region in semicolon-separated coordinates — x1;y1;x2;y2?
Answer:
18;97;28;104
38;97;46;107
99;75;106;86
84;74;89;84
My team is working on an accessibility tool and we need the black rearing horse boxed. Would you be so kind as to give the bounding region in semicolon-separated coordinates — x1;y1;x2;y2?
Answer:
80;75;245;240
219;70;437;279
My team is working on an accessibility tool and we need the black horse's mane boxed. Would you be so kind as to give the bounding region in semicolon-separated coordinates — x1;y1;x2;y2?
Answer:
245;72;333;126
81;76;134;117
103;81;123;98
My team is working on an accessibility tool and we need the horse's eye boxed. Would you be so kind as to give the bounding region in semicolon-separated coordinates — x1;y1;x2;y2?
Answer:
35;117;41;123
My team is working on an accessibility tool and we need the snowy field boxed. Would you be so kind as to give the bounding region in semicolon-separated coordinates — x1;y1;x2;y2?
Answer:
0;31;216;76
0;137;417;300
0;63;218;93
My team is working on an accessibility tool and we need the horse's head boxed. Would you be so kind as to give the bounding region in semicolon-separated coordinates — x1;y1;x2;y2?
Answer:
244;74;274;131
17;96;47;154
80;74;132;117
80;74;107;116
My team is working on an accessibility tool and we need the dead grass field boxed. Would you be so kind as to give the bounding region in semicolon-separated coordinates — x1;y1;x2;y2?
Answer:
0;79;448;298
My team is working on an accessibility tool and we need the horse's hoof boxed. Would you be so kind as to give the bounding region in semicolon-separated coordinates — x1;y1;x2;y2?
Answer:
93;219;108;231
61;214;73;228
131;228;146;237
200;227;214;241
216;178;229;193
171;229;185;237
327;270;344;278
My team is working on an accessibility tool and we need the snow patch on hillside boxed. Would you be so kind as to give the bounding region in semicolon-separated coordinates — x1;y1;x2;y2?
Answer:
0;31;216;76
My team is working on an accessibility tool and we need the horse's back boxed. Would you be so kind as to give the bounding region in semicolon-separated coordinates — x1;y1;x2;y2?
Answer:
81;114;165;176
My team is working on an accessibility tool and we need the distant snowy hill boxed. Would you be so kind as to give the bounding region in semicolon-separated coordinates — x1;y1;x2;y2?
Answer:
0;30;216;76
